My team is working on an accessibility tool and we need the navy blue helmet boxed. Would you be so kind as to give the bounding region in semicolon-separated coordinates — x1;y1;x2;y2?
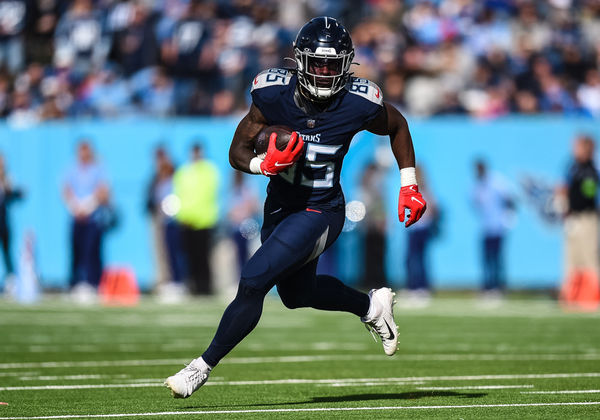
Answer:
293;17;355;101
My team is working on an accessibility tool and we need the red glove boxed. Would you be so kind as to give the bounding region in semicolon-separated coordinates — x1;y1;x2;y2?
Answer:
260;131;304;176
398;185;427;227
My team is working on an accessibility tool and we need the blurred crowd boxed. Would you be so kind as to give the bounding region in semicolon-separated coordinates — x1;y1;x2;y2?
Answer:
0;0;600;122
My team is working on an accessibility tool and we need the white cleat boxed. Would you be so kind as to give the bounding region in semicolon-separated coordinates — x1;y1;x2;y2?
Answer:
361;288;399;356
164;357;211;398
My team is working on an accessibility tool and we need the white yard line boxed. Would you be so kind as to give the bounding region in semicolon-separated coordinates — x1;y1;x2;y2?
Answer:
417;385;535;390
219;354;600;363
401;354;600;361
206;377;529;386
1;373;600;391
522;390;600;394
0;384;162;391
2;354;600;369
321;382;426;387
0;359;186;369
0;343;369;354
0;372;38;377
1;402;600;419
20;375;130;382
0;316;305;329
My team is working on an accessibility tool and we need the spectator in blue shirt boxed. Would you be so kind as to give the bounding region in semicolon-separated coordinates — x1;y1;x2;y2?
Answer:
472;159;515;294
62;140;111;290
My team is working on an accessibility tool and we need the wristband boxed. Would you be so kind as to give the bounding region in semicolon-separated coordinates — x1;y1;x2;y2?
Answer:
249;157;264;174
400;167;417;187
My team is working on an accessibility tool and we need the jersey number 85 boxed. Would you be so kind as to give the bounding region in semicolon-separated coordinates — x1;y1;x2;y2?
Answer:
279;143;342;189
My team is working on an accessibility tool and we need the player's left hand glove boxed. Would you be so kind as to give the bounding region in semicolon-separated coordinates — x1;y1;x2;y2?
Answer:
398;185;427;227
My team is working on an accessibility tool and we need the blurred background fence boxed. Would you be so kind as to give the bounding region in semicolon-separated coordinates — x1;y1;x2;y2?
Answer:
1;115;597;291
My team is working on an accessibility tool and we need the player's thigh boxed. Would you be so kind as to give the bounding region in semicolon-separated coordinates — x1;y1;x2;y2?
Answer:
260;196;289;243
241;208;343;290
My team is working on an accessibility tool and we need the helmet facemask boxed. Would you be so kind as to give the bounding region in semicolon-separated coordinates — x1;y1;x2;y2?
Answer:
294;47;354;101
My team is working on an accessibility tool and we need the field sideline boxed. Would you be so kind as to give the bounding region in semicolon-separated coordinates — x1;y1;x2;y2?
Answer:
0;296;599;419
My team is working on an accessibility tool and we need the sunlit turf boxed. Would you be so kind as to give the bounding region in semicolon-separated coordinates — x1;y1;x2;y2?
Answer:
0;294;599;419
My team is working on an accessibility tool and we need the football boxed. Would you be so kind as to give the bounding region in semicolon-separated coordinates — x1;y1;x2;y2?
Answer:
254;125;294;158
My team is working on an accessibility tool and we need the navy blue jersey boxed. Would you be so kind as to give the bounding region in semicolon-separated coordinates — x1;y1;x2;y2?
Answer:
251;68;384;209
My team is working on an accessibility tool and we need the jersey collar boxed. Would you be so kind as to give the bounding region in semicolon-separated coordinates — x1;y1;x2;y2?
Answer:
293;81;345;116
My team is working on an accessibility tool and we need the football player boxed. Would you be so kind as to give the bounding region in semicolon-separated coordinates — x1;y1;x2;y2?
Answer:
165;16;427;398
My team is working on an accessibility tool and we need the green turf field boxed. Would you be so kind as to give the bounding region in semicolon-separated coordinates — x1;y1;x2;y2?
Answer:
0;295;599;419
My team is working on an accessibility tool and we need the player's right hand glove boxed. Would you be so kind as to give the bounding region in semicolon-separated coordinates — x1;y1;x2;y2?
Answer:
260;131;304;176
398;185;427;227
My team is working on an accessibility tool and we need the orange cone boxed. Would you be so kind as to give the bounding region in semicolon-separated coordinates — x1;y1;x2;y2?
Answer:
560;270;600;311
98;267;140;306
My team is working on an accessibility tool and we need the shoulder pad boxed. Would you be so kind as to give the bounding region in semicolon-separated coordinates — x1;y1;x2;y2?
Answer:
347;77;383;105
251;68;293;92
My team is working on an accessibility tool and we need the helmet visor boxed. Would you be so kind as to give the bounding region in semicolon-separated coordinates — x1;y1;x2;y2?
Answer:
295;48;353;98
307;57;344;88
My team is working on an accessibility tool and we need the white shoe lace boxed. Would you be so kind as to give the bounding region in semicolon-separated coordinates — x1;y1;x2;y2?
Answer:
181;363;208;393
365;323;377;341
364;314;395;343
167;360;210;398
